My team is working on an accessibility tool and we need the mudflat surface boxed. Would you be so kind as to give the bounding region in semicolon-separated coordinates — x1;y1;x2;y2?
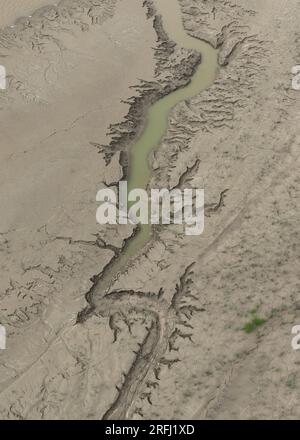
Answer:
0;0;300;420
0;1;55;27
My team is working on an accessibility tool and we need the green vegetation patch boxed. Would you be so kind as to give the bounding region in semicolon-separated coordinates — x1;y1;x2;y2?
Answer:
243;316;266;333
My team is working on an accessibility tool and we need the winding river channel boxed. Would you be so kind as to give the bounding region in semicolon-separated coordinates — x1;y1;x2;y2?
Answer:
89;0;218;305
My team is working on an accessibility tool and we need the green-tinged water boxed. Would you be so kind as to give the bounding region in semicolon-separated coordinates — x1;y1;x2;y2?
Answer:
95;0;218;296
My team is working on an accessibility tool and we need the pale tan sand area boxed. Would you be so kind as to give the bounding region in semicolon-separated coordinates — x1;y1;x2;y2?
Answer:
0;0;56;28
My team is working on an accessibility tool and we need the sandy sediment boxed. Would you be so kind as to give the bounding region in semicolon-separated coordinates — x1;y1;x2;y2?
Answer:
0;0;158;419
129;0;300;420
77;0;300;421
0;0;203;420
0;1;57;28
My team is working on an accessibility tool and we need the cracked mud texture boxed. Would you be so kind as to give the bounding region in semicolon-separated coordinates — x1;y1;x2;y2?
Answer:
0;0;300;420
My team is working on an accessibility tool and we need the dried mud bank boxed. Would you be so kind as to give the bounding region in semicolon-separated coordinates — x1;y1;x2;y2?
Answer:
141;0;300;420
0;0;168;419
0;0;204;420
81;0;300;421
1;0;300;421
0;0;119;106
102;264;200;420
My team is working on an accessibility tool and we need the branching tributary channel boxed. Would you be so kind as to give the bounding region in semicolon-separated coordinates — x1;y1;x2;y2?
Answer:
79;0;219;419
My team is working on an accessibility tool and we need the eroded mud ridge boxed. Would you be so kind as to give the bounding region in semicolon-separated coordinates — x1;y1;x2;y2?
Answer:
100;264;202;419
0;0;118;103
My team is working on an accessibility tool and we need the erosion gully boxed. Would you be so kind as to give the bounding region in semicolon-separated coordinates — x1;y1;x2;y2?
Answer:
80;0;218;419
